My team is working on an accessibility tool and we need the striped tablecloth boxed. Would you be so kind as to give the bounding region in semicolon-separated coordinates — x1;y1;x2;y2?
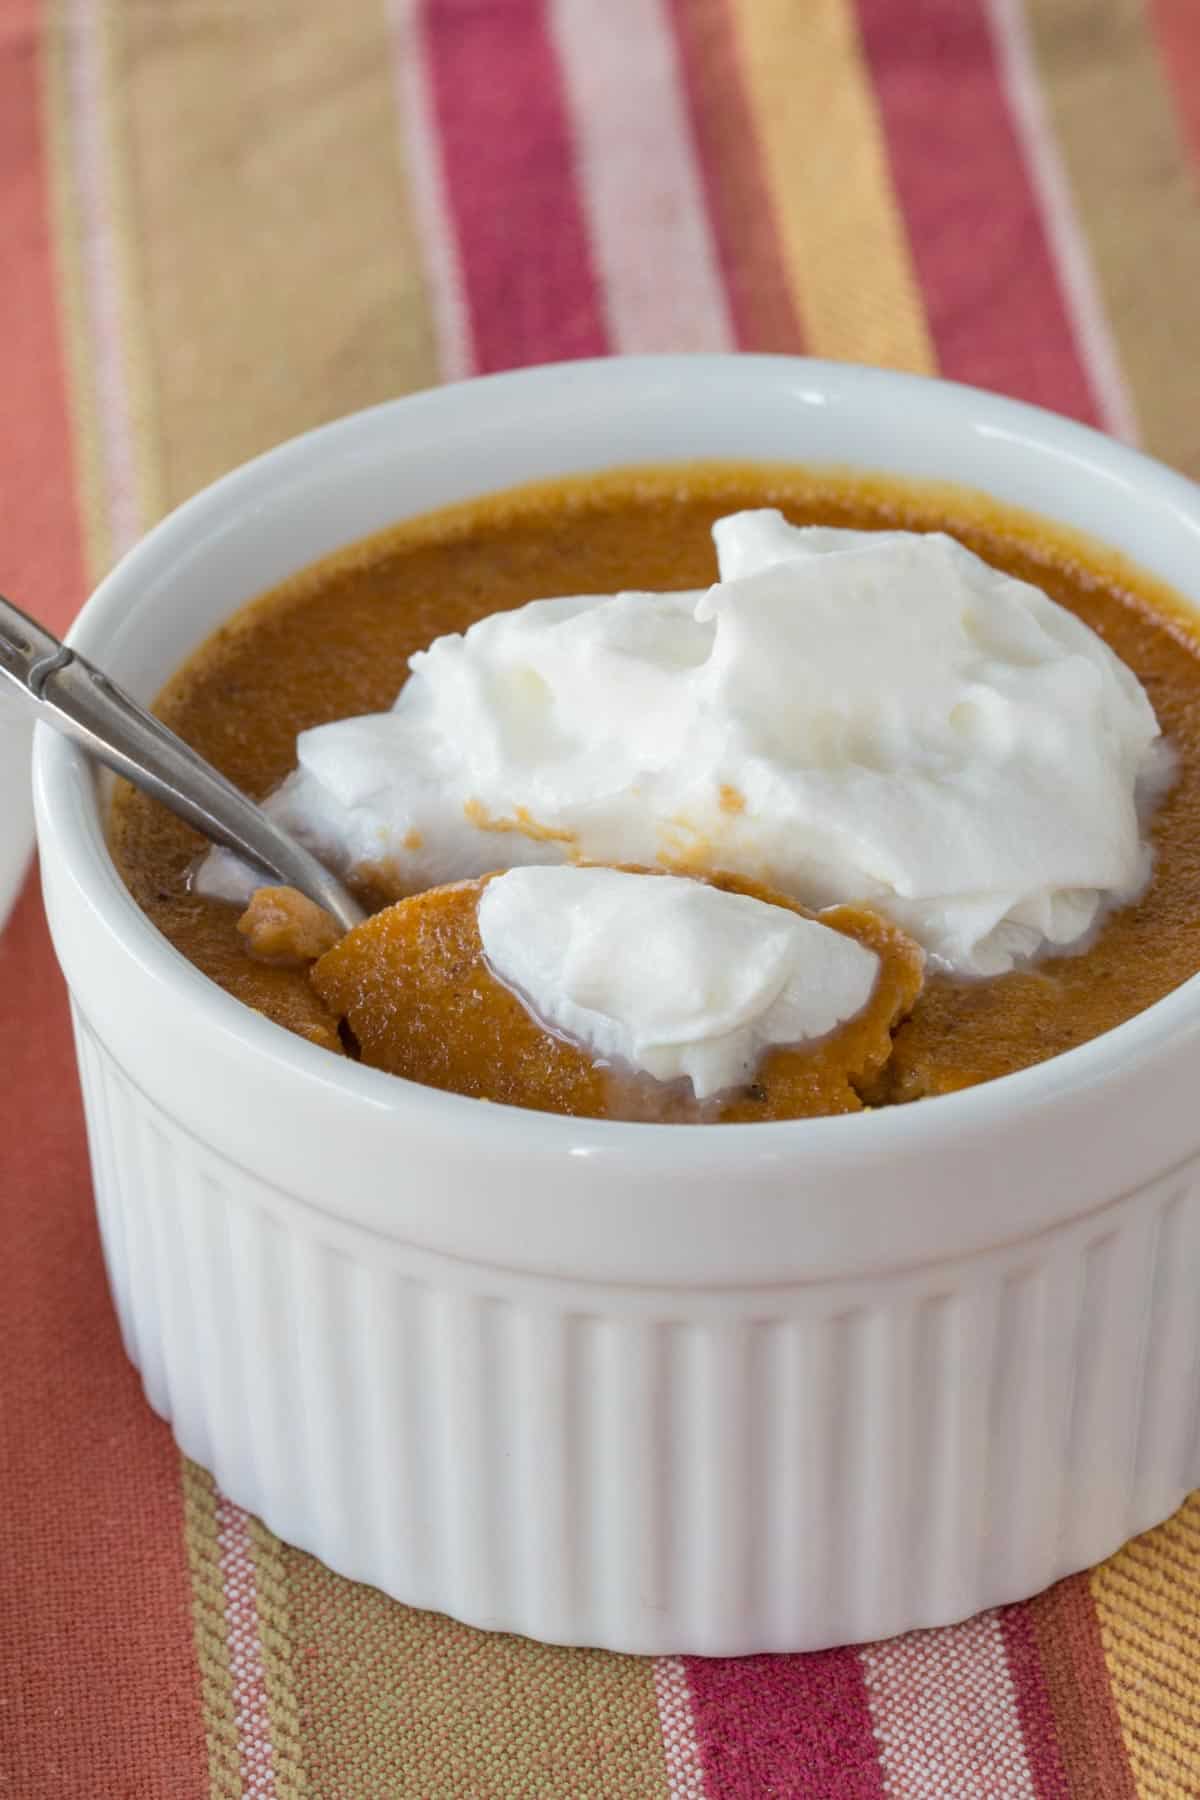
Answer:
4;2;1200;1794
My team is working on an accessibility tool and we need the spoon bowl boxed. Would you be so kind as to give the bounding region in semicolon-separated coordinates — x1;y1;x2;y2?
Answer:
0;593;363;933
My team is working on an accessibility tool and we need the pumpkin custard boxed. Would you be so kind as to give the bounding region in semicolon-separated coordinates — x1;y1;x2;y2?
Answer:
110;464;1200;1121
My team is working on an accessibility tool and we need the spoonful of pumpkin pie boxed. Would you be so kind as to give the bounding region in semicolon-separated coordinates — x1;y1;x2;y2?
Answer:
259;863;925;1123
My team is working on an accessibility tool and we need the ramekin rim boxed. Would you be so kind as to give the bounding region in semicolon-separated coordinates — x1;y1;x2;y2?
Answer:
34;353;1200;1172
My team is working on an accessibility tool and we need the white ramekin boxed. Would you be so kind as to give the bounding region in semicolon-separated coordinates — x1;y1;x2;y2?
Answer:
34;357;1200;1655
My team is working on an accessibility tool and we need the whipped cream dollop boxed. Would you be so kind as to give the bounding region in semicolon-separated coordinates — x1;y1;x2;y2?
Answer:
478;866;880;1099
200;509;1165;974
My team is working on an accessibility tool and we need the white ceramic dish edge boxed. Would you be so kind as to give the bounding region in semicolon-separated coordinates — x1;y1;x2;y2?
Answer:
0;709;34;933
33;357;1200;1652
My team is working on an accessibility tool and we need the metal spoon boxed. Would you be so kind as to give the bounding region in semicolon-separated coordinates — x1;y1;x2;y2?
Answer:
0;593;365;933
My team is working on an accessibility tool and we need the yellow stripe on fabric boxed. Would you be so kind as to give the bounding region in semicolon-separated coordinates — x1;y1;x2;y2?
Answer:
248;1517;309;1800
729;0;936;372
1092;1492;1200;1798
283;1546;672;1798
180;1459;242;1800
1025;0;1200;478
113;0;439;514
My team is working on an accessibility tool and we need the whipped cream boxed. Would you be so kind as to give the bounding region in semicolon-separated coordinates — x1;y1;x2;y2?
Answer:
478;866;880;1099
200;509;1165;974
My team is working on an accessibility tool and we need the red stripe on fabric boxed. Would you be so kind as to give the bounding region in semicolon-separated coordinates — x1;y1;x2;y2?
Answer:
1000;1605;1073;1799
852;0;1099;424
0;880;210;1799
683;1651;887;1799
1149;0;1200;172
664;0;803;353
0;0;86;629
421;0;608;371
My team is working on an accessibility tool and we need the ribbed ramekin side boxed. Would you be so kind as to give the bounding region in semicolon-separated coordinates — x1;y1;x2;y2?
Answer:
70;1010;1200;1655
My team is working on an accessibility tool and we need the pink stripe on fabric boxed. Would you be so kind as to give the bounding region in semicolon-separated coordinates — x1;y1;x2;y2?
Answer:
215;1496;277;1799
861;1610;1041;1798
1000;1606;1072;1799
64;0;142;556
653;1657;708;1799
547;0;734;352
386;0;473;380
852;0;1100;428
683;1650;887;1799
981;0;1138;442
422;0;609;372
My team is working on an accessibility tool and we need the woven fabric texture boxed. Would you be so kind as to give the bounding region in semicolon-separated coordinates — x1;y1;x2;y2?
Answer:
4;1;1200;1793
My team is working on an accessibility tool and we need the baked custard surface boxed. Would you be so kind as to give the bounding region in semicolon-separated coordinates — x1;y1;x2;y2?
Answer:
110;463;1200;1109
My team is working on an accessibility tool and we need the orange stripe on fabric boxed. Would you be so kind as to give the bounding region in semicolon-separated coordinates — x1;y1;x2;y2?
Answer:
1092;1495;1200;1798
283;1545;671;1797
664;0;805;352
1025;0;1200;480
1027;1576;1138;1800
0;873;210;1800
728;0;936;371
113;0;439;514
1148;0;1200;172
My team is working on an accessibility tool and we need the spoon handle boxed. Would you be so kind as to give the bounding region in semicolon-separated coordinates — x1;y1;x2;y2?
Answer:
0;593;364;933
